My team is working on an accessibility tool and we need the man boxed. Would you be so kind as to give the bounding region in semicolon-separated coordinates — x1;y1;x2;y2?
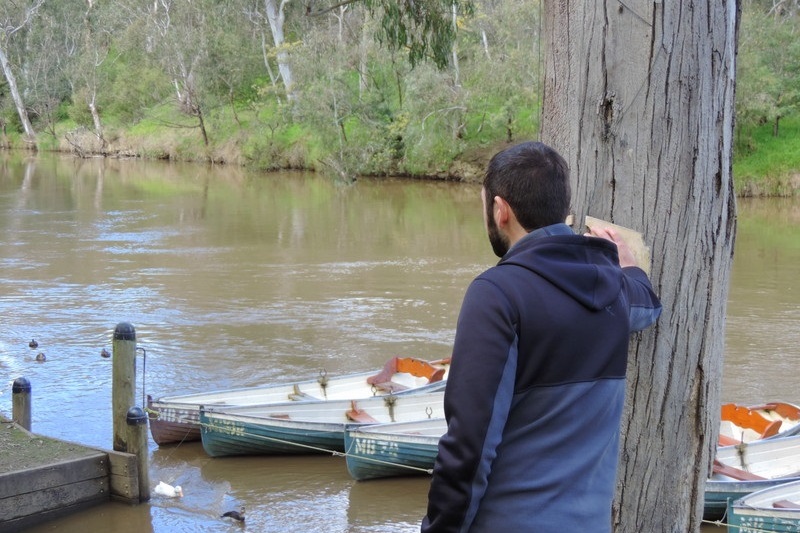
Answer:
421;141;662;532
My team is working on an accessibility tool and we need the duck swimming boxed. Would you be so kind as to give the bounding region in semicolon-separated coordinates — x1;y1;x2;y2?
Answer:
153;481;183;498
35;353;46;362
29;339;38;349
221;505;245;523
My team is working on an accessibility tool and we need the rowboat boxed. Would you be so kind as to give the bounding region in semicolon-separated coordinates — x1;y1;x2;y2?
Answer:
147;356;449;446
719;401;800;446
344;417;447;480
704;434;800;520
200;390;445;457
727;479;800;532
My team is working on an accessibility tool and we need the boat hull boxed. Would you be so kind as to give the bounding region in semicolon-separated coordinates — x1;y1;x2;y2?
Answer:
149;358;449;446
200;391;446;458
704;435;800;520
727;479;800;532
344;418;446;480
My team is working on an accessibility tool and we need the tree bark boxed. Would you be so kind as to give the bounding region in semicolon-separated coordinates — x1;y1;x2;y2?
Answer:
0;44;36;143
264;0;294;100
540;2;739;531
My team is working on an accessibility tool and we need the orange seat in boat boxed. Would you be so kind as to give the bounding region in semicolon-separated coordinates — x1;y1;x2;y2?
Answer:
719;403;782;445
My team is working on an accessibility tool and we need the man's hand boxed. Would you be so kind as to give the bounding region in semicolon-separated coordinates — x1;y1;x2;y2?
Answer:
585;226;638;268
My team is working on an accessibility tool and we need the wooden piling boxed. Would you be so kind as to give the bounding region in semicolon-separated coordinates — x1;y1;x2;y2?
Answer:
112;322;136;452
12;378;31;431
125;407;150;502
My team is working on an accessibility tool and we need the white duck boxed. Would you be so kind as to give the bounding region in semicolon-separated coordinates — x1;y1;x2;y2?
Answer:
154;481;183;498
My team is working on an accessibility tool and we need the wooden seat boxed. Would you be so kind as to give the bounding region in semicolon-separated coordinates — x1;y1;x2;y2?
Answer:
346;401;379;423
772;499;800;509
749;402;800;422
367;356;447;387
712;459;766;481
719;403;783;444
370;381;409;394
289;385;316;400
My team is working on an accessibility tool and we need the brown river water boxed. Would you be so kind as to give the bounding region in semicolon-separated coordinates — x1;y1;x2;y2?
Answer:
1;153;798;532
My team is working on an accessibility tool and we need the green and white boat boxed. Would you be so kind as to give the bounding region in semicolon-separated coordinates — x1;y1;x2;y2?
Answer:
149;356;448;446
727;479;800;532
200;390;445;457
344;417;447;480
704;435;800;521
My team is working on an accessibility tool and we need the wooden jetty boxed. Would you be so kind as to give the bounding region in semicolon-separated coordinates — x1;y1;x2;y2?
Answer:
0;414;143;533
1;322;149;532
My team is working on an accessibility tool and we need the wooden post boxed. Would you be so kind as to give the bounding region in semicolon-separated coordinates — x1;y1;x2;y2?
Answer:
112;322;136;452
12;377;31;431
126;406;150;502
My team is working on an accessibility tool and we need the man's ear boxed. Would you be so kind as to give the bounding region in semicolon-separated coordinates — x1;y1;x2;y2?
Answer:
493;196;512;228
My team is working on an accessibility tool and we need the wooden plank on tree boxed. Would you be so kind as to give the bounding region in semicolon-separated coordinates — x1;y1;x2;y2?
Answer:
584;216;651;274
0;453;107;499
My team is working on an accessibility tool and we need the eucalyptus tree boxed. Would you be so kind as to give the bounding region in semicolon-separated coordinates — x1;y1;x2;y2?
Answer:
134;0;257;147
67;0;120;148
540;2;738;531
23;0;83;139
0;0;44;143
305;0;471;69
263;0;295;100
736;1;800;137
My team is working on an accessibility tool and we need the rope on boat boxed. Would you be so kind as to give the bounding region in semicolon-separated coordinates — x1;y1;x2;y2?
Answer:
197;420;434;475
699;505;795;533
342;434;434;475
192;421;794;529
704;517;792;532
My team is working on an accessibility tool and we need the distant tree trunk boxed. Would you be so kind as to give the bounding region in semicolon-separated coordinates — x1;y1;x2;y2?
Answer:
259;31;282;102
0;44;37;143
264;0;294;100
540;2;739;532
88;88;105;146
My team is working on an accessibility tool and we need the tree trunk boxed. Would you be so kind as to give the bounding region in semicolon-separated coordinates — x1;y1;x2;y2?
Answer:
264;0;294;100
88;90;105;148
540;2;739;532
0;43;37;143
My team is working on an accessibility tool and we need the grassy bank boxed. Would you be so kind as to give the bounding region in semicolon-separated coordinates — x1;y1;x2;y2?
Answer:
733;116;800;197
3;106;798;197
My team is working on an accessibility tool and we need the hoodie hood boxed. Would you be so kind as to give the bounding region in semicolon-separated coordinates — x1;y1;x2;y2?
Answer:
501;231;623;311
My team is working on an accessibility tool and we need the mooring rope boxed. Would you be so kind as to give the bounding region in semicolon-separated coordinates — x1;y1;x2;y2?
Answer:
703;516;792;533
196;419;434;474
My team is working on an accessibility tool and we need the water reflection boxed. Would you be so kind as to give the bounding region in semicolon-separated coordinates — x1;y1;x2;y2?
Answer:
1;153;798;532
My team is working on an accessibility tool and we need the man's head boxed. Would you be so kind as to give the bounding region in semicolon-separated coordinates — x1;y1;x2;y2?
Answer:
482;142;571;257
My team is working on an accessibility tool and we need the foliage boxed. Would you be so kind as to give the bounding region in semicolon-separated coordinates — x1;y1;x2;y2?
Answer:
737;1;800;139
0;0;796;192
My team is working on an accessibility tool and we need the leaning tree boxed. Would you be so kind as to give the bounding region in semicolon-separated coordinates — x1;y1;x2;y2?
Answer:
540;2;739;531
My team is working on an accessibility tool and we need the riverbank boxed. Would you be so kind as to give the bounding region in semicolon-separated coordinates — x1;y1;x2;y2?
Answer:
2;114;799;196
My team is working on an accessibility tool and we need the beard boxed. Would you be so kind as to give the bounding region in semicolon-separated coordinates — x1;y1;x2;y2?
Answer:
487;214;510;258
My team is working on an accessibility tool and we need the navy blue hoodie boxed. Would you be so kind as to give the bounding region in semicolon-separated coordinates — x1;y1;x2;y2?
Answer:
422;223;662;533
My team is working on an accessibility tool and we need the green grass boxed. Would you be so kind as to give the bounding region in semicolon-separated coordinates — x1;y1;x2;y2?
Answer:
733;116;800;196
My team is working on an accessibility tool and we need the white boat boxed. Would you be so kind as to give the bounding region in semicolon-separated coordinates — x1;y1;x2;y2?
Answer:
147;356;449;445
704;434;800;521
727;479;800;532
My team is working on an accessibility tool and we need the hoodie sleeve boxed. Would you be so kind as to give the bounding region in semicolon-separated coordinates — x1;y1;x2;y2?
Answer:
621;266;662;332
422;276;518;533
